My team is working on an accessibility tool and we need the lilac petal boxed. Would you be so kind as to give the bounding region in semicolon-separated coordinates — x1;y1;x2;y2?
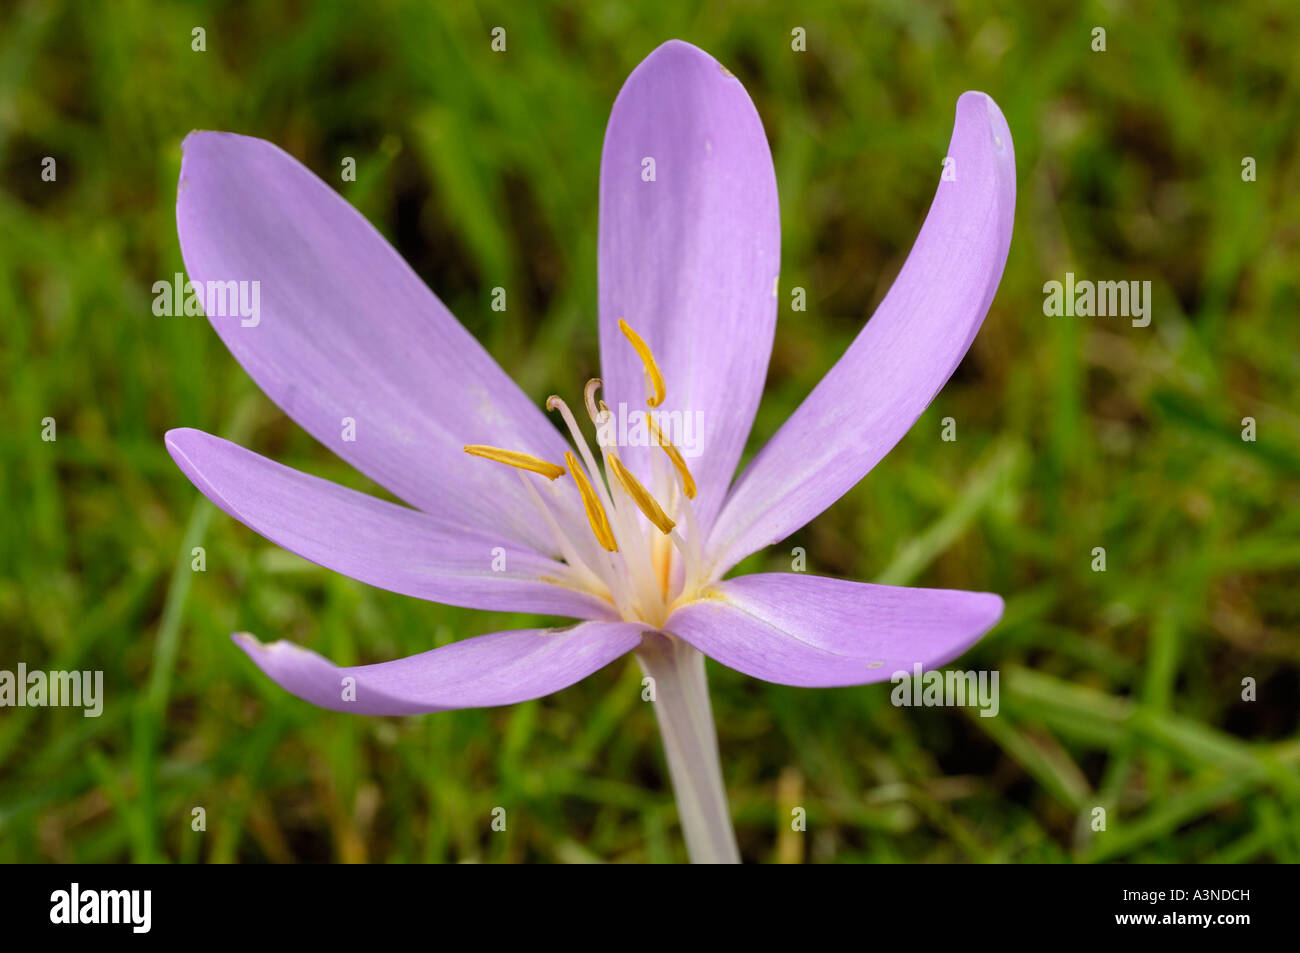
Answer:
598;40;780;531
706;92;1016;574
176;131;579;554
166;427;616;620
666;573;1003;688
234;621;649;715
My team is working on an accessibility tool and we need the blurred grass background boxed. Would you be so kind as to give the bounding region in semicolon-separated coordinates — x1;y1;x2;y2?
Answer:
1;0;1298;863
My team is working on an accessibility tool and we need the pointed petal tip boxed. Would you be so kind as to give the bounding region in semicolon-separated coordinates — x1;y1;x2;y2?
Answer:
180;129;214;151
233;631;296;657
956;89;995;107
162;427;188;463
982;587;1003;624
181;129;255;152
178;132;242;202
178;132;285;192
647;38;706;59
162;430;250;544
162;427;205;474
233;632;278;661
955;91;1012;155
975;590;1006;627
638;38;738;80
179;130;240;170
163;425;196;447
982;590;1006;614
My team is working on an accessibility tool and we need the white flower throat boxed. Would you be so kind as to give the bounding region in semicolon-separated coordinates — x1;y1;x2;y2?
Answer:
465;320;707;628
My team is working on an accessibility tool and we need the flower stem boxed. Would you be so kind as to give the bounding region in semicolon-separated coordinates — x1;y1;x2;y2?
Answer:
636;633;740;863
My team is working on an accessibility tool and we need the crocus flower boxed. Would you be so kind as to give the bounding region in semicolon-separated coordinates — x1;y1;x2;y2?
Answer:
165;39;1015;863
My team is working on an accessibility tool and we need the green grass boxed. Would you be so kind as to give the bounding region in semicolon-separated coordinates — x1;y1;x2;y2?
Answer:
0;0;1297;862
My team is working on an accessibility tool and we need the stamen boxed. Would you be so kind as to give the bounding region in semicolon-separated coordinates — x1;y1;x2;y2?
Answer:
669;469;703;597
514;471;609;598
603;468;659;614
565;451;618;552
581;398;661;614
546;395;616;523
645;415;697;499
464;445;565;480
669;528;702;591
647;448;672;594
672;464;702;567
618;318;666;407
607;452;675;535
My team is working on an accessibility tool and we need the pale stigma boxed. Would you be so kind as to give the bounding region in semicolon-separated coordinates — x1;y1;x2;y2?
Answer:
584;378;609;425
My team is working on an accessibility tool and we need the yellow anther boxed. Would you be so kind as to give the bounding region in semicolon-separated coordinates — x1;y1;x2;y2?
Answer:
618;318;666;407
607;452;676;535
565;452;618;552
645;415;697;500
464;445;566;480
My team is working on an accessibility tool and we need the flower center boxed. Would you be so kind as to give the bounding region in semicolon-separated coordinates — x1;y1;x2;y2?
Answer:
465;320;703;628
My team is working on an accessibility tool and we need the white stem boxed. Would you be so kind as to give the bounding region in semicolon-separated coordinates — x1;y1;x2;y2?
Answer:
636;633;740;863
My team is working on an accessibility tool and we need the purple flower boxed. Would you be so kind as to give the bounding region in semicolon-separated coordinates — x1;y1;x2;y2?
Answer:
166;40;1014;862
